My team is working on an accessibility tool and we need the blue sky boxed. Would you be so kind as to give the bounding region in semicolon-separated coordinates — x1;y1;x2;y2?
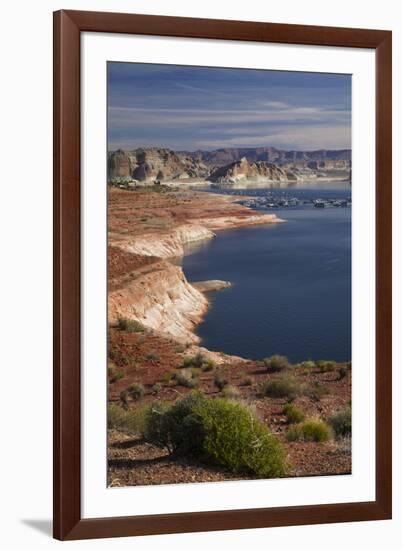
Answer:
108;62;351;152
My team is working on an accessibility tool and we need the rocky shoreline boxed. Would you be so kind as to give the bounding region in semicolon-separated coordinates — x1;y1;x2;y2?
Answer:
108;188;284;345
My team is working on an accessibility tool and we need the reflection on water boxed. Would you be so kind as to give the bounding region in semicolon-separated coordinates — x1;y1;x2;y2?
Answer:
183;238;215;257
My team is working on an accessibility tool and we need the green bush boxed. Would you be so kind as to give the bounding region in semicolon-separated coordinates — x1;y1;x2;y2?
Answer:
108;364;125;383
214;374;228;391
286;420;331;442
109;347;136;368
329;406;352;437
174;343;187;354
128;383;145;400
180;353;216;371
338;366;348;380
201;359;216;372
145;352;160;362
304;381;329;402
175;370;199;389
152;383;162;394
108;403;145;434
117;317;145;333
242;375;253;386
190;367;202;378
316;360;336;373
196;398;286;477
263;355;290;372
142;394;286;477
282;403;305;424
261;375;300;401
142;401;176;452
143;393;205;454
295;360;316;371
162;370;176;384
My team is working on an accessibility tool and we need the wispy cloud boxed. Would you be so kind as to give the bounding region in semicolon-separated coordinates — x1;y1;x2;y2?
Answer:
196;125;351;150
108;63;351;151
109;105;350;127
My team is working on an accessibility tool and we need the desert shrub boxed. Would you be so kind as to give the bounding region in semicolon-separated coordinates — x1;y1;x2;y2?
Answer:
286;420;331;442
214;374;228;391
282;403;305;424
175;370;199;389
263;355;290;372
108;363;125;383
261;375;300;401
108;403;145;434
316;360;336;373
119;390;129;409
338;366;348;380
221;385;241;400
242;375;253;386
109;347;136;368
329;406;352;437
196;398;286;477
143;393;205;454
117;317;144;333
162;370;176;384
190;367;202;378
295;360;316;372
142;401;175;452
180;353;216;371
180;352;204;368
128;383;145;400
201;359;216;372
174;343;187;354
152;383;162;394
304;381;329;402
142;394;286;477
145;352;160;362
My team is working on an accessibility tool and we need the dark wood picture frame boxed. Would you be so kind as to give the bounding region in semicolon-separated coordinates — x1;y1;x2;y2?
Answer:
53;9;392;541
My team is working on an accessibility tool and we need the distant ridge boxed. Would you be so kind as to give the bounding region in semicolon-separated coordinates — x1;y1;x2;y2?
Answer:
108;146;351;185
180;147;351;166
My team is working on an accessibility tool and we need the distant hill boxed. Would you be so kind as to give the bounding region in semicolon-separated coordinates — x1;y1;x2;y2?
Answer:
108;146;351;186
182;147;351;166
108;148;209;183
209;157;295;185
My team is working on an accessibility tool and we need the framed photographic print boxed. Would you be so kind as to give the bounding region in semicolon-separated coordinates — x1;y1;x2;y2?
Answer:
53;10;392;540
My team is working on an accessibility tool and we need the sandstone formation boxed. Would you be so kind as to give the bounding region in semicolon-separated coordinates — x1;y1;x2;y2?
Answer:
108;147;351;187
209;157;296;185
192;280;232;292
109;259;208;344
108;148;209;183
116;224;215;259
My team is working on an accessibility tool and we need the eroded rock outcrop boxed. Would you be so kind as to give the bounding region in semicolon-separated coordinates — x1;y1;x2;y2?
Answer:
116;224;215;258
209;157;296;185
108;148;209;183
109;259;208;343
108;189;285;344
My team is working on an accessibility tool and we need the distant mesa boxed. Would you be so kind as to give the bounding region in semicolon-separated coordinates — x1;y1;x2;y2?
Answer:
209;157;294;185
107;147;209;185
108;146;351;187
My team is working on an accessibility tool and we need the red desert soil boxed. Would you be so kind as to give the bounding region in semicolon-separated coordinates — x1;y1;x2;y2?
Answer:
108;186;280;240
107;187;352;486
107;327;351;486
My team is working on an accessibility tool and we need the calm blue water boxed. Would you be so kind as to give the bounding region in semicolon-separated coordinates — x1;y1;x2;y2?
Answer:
182;188;351;363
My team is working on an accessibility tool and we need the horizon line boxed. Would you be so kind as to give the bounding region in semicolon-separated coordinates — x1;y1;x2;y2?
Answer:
107;145;352;153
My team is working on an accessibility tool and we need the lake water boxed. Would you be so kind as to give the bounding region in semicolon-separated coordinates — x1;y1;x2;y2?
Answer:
181;188;351;363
